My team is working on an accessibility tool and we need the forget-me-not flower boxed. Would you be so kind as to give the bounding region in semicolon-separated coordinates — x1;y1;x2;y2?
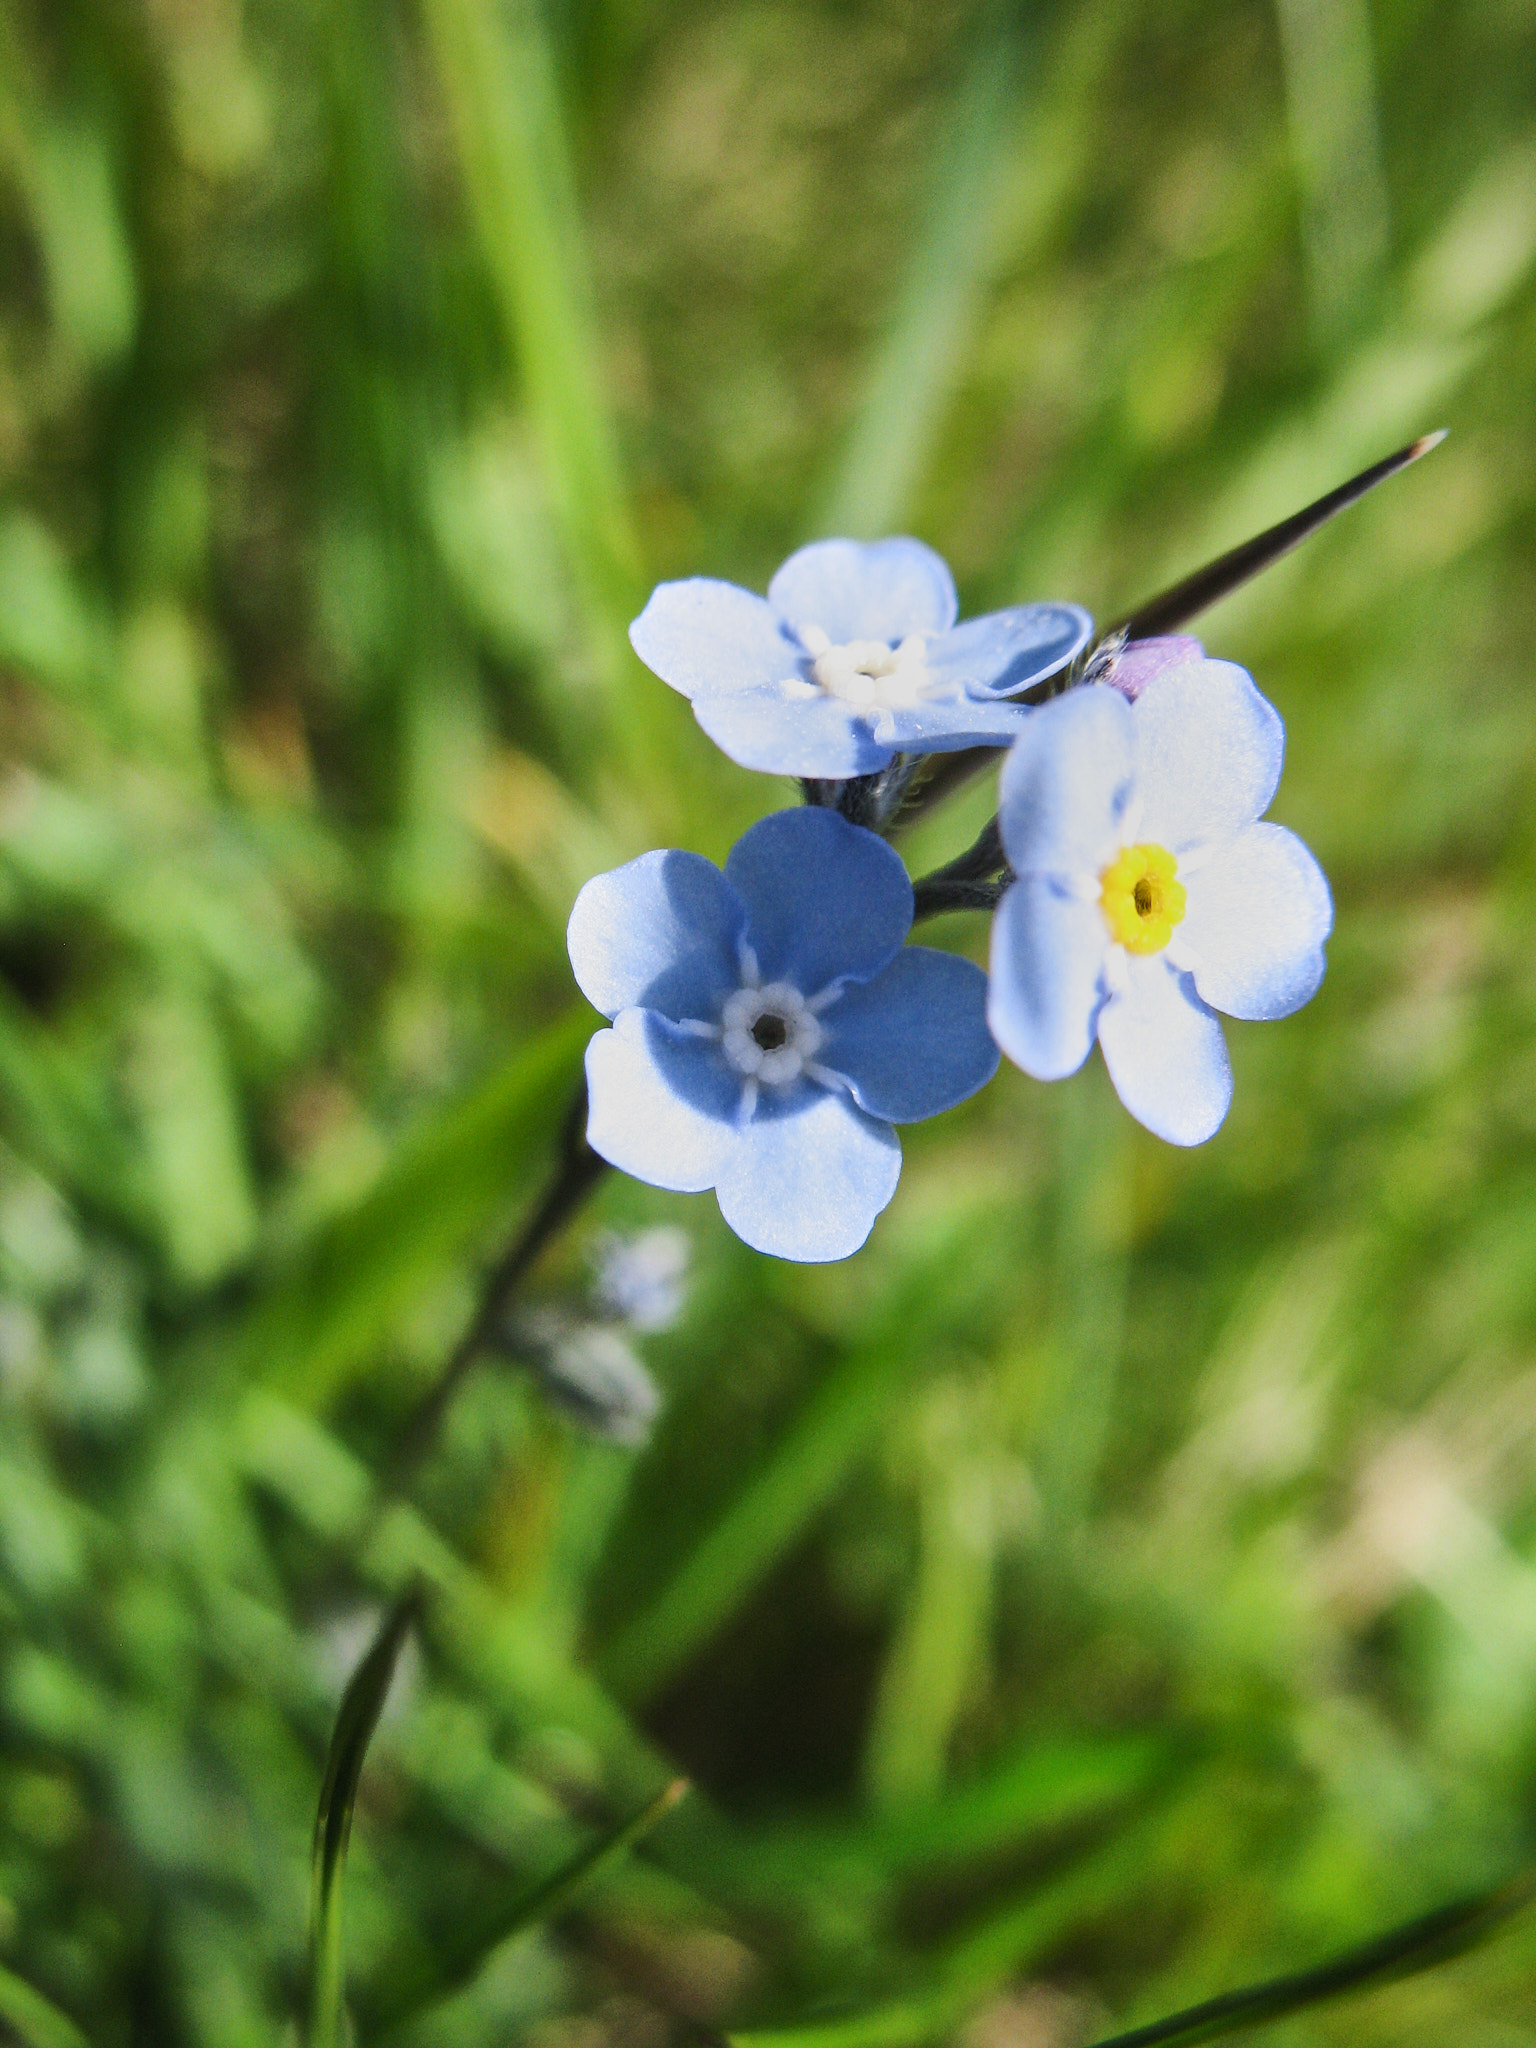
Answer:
986;651;1331;1145
630;537;1093;780
568;806;999;1260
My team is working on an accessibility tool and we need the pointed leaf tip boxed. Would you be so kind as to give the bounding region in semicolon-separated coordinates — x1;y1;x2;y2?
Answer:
309;1587;423;2048
1112;431;1451;641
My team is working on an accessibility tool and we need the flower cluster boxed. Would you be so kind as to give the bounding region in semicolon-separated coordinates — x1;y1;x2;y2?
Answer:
569;539;1330;1261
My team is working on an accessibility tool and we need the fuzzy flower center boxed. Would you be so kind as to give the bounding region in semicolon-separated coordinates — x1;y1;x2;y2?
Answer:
787;625;939;709
721;981;824;1084
1099;842;1187;955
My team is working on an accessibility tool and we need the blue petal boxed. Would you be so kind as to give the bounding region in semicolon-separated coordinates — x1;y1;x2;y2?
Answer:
630;579;799;700
997;684;1134;878
768;538;957;643
876;695;1033;752
715;1088;901;1260
1133;659;1284;854
821;946;999;1121
568;849;746;1020
1096;955;1232;1145
724;808;912;994
1179;823;1332;1020
693;685;892;778
987;876;1106;1080
930;602;1094;701
585;1011;741;1193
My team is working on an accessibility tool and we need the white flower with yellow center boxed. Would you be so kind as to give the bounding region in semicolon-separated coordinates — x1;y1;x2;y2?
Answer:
986;657;1332;1145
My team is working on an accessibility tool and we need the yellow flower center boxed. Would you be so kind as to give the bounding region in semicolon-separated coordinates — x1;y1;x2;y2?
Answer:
1099;842;1186;955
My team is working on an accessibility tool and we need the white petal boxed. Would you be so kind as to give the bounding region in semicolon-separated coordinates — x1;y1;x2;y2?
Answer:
1132;659;1284;853
1180;823;1333;1020
630;579;797;700
768;538;957;643
715;1091;901;1262
585;1012;740;1193
1096;954;1232;1146
996;684;1134;877
988;877;1106;1080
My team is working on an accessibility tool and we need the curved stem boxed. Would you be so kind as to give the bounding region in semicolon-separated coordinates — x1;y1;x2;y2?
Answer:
910;813;1010;922
389;1081;609;1484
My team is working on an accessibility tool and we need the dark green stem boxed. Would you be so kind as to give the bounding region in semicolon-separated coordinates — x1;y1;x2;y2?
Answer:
389;1082;609;1483
910;814;1010;921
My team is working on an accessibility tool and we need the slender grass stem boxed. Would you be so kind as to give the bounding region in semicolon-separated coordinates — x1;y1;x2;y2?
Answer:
1086;1867;1536;2048
389;1081;608;1484
895;434;1446;837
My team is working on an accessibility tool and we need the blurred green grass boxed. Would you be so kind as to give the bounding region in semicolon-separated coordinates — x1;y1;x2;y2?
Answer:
0;0;1535;2043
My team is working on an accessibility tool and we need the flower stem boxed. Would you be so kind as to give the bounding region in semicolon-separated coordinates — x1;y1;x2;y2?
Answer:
388;1081;609;1483
911;814;1010;922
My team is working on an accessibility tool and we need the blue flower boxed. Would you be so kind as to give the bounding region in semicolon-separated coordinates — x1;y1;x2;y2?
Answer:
567;806;1000;1260
987;651;1332;1146
630;537;1093;779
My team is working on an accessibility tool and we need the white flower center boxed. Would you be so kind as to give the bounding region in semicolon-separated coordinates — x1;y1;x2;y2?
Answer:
780;624;943;710
721;981;823;1084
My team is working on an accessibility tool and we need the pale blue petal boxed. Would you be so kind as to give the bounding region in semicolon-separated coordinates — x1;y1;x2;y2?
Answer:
877;695;1033;751
769;538;957;643
725;808;912;993
1179;823;1332;1020
1132;659;1284;854
716;1089;901;1261
997;684;1134;878
585;1012;741;1193
629;579;798;700
693;686;891;778
1096;955;1232;1145
567;849;745;1020
987;876;1106;1080
930;603;1094;701
821;947;998;1121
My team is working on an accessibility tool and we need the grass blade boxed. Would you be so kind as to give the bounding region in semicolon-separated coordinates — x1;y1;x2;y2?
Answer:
895;433;1450;834
417;0;670;803
817;4;1028;537
597;1203;1022;1704
0;1962;89;2048
373;1777;689;2034
235;1007;588;1407
730;1801;1179;2048
1084;1868;1536;2048
1109;431;1447;641
309;1589;423;2048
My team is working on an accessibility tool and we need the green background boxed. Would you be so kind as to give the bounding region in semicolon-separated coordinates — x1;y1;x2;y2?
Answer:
0;0;1534;2042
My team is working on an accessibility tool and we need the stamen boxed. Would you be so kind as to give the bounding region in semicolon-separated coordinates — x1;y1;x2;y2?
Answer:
790;623;943;711
1099;842;1187;955
720;977;825;1086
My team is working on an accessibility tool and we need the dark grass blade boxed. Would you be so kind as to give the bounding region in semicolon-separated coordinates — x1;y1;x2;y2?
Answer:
896;432;1447;834
1086;1865;1536;2048
372;1777;690;2037
309;1588;423;2048
1109;430;1447;641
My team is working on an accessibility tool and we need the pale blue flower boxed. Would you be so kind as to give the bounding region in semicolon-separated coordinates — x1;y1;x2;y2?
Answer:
630;537;1093;779
987;652;1332;1146
568;807;999;1261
